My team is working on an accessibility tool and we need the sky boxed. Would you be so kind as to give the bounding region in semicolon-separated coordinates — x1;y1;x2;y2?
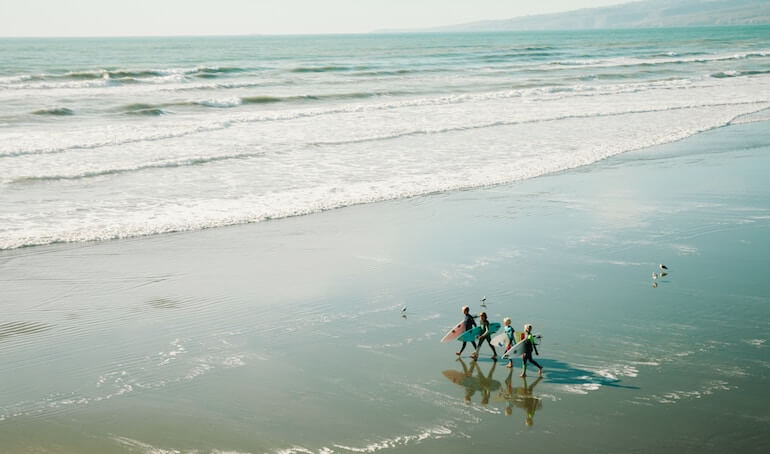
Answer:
0;0;634;37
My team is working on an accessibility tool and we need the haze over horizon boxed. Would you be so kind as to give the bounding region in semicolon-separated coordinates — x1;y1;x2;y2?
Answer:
0;0;634;37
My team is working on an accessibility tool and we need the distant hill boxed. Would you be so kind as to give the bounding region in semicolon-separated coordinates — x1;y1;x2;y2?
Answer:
381;0;770;33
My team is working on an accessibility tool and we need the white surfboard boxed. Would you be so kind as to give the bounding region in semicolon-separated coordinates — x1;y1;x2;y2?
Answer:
501;334;542;359
490;330;520;352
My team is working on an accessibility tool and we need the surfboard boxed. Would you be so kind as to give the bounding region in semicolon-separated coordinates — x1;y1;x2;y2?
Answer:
441;319;467;343
457;322;501;343
501;334;542;359
490;330;520;352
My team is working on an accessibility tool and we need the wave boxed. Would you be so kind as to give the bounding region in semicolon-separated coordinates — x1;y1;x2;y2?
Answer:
7;100;767;185
0;78;739;159
547;49;770;70
67;66;247;81
3;99;767;251
31;107;75;116
478;51;558;62
308;100;770;147
0;66;252;90
290;65;366;73
124;107;168;116
0;110;751;251
197;97;243;108
8;151;268;184
711;70;770;79
108;91;401;114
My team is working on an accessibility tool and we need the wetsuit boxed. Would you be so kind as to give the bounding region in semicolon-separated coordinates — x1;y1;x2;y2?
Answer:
521;333;542;374
474;319;498;357
457;313;477;354
504;325;515;353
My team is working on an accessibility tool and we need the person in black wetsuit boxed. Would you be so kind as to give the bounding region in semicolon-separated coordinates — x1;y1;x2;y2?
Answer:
456;306;477;356
520;323;543;378
471;312;498;361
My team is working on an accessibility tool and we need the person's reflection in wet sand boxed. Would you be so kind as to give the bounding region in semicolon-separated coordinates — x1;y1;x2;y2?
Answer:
499;368;543;426
443;358;501;405
476;358;498;405
458;358;478;404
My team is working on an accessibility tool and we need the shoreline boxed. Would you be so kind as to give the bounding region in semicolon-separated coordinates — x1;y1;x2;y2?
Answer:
4;111;770;255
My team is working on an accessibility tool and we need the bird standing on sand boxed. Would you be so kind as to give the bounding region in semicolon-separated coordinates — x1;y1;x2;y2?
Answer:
652;273;658;279
401;306;407;313
659;264;668;271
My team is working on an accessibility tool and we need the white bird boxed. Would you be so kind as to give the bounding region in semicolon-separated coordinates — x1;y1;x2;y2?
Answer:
652;272;658;279
480;296;486;303
401;306;407;313
659;264;668;271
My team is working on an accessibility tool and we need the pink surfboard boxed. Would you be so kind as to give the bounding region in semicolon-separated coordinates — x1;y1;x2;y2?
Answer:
441;319;467;343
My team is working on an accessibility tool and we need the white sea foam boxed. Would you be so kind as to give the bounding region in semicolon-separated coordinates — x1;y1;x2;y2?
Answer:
636;380;735;405
744;339;766;347
2;35;770;250
273;426;452;454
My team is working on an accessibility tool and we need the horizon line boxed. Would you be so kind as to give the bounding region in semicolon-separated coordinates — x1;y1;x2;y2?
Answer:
1;23;767;40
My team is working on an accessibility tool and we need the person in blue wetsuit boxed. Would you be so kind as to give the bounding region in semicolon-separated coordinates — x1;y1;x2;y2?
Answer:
520;323;543;378
471;312;497;361
503;317;516;369
456;306;477;356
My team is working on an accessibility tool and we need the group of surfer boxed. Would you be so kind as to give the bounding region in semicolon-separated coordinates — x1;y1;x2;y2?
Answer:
456;306;543;377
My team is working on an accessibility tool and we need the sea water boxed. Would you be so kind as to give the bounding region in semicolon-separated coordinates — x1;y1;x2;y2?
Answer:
1;27;770;250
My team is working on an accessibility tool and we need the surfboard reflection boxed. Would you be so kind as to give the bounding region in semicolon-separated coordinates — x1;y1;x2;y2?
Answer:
494;369;543;426
442;358;501;405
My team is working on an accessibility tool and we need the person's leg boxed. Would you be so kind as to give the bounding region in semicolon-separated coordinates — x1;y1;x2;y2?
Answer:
487;338;497;358
457;341;468;355
529;358;543;376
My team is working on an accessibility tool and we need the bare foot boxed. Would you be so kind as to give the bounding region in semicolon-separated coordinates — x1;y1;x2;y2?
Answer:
506;363;512;369
520;373;526;377
455;352;461;356
538;368;544;377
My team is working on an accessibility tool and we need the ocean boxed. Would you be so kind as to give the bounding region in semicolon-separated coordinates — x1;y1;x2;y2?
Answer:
1;27;769;250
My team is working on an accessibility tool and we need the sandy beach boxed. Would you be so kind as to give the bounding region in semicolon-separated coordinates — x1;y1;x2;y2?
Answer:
1;117;769;453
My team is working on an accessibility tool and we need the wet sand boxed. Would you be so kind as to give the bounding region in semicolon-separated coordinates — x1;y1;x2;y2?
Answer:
1;119;769;453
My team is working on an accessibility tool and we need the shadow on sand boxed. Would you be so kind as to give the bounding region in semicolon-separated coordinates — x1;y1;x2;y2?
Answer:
531;358;639;390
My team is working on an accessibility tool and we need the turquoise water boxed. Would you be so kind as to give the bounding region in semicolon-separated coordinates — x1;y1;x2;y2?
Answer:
1;118;768;452
1;27;769;249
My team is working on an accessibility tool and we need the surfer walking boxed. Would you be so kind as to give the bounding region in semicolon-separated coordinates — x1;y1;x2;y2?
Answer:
471;312;498;361
503;317;516;369
456;306;478;356
520;324;543;377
